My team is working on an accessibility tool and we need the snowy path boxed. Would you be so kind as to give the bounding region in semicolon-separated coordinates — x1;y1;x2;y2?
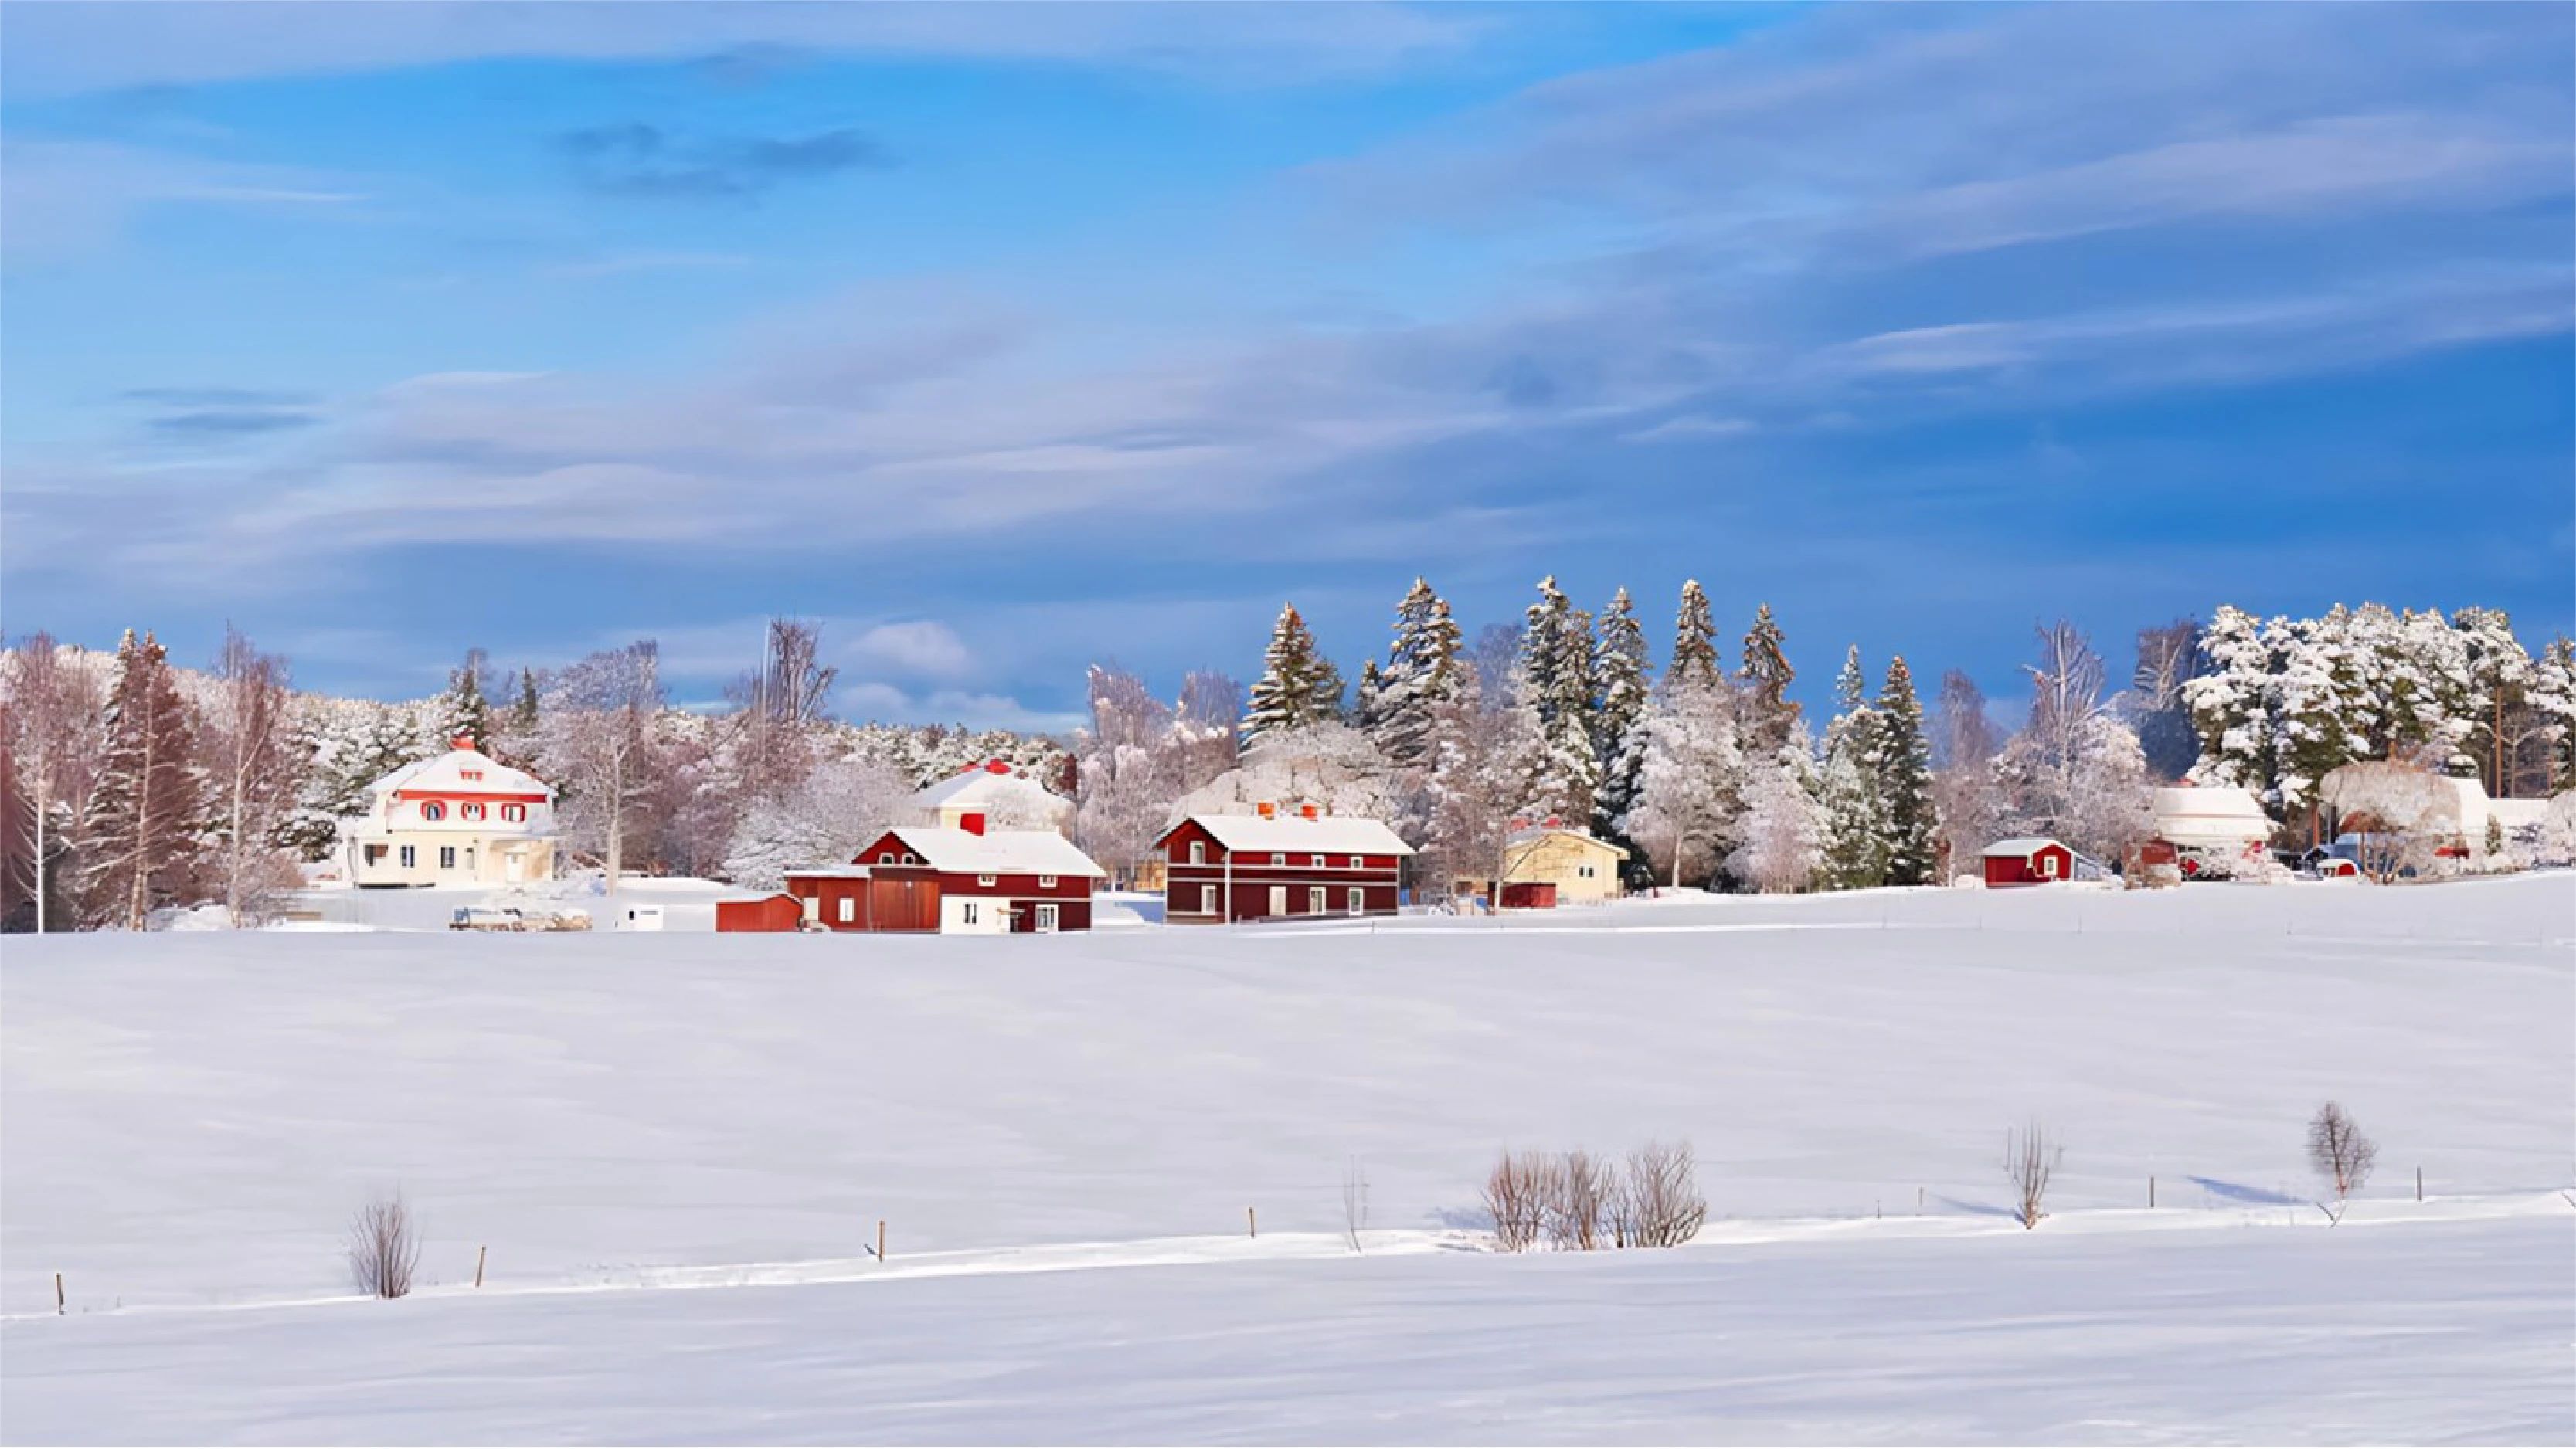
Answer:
13;1189;2564;1324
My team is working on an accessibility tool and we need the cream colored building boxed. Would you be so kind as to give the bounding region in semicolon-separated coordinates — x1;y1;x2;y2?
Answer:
1459;822;1626;905
339;739;559;888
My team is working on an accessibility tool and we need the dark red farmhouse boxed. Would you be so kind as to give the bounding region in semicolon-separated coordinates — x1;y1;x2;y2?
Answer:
783;813;1103;934
1156;804;1415;924
1980;836;2075;887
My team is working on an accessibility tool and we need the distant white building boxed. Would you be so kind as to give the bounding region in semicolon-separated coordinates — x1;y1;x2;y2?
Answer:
340;738;559;888
2150;785;2273;876
910;758;1075;835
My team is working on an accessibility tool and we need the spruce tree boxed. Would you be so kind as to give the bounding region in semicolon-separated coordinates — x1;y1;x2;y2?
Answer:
1669;579;1721;694
1367;579;1464;766
1817;646;1890;890
73;630;209;929
1242;603;1340;745
1875;655;1939;886
1352;659;1386;736
512;668;542;732
1591;587;1652;836
1521;576;1601;823
1739;602;1796;751
437;650;493;751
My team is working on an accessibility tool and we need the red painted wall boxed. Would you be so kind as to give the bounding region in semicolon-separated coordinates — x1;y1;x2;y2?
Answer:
1157;821;1404;922
716;894;804;932
1983;844;2073;887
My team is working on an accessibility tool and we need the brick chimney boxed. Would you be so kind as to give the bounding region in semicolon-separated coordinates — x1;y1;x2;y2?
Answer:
985;758;1011;775
1299;803;1320;820
1256;801;1277;820
959;809;988;836
450;735;475;752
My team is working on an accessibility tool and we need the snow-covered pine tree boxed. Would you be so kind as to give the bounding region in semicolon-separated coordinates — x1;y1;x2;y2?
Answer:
1816;646;1889;891
1242;603;1343;746
435;649;493;752
1352;659;1385;737
1364;579;1465;768
2275;609;2369;823
2183;605;2282;808
1738;602;1796;752
1425;667;1546;901
2532;636;2576;793
2450;607;2531;799
1731;726;1824;894
1590;587;1652;837
1668;580;1721;695
1874;655;1938;886
72;630;210;929
1620;675;1745;889
1521;576;1601;823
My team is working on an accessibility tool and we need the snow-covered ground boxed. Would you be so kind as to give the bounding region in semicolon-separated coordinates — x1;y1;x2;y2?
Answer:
3;876;2570;1442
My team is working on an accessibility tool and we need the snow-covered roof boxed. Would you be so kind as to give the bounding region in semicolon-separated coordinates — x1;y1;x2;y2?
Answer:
913;762;1070;813
1162;813;1416;857
2151;786;2272;847
783;864;874;880
370;745;550;799
877;826;1105;878
1507;823;1616;849
1981;836;2068;859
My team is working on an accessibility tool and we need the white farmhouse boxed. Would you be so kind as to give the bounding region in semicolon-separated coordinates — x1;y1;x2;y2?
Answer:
909;758;1076;835
340;738;559;887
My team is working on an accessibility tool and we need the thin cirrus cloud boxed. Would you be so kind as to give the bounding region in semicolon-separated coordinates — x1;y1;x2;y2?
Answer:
554;123;892;200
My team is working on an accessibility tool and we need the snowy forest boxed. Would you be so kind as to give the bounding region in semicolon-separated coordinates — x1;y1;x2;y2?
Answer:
4;587;2573;931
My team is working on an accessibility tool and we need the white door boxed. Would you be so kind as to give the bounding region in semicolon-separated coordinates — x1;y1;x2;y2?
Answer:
1308;887;1327;915
1035;902;1059;934
1268;886;1288;918
505;852;525;884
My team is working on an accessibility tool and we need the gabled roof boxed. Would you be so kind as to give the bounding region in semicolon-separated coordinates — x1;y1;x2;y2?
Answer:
1158;813;1417;857
912;761;1070;812
1507;823;1618;850
1981;836;2068;859
867;826;1105;878
370;745;550;799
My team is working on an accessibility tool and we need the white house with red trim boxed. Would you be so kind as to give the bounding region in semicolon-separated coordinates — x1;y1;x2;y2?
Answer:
909;758;1075;834
339;738;559;888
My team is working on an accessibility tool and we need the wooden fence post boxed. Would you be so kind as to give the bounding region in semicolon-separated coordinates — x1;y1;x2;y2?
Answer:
1247;1206;1257;1239
474;1245;487;1288
2415;1166;2422;1203
2149;1176;2156;1209
54;1273;64;1315
878;1220;887;1263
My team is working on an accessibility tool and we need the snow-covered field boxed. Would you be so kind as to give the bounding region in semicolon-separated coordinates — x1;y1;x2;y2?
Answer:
4;877;2571;1442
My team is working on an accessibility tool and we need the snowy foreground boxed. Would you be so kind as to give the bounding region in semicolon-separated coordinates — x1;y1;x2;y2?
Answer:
4;877;2571;1443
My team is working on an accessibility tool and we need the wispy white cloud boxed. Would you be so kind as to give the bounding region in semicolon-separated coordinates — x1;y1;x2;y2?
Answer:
0;139;366;260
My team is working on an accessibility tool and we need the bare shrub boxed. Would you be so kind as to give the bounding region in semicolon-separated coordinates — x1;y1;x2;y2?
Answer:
1545;1149;1613;1251
2003;1120;2061;1230
1620;1141;1708;1247
1341;1156;1371;1254
1482;1150;1558;1252
347;1191;421;1300
2307;1102;2378;1203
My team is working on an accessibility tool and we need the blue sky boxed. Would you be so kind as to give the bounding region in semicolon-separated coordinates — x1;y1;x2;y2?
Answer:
4;2;2568;729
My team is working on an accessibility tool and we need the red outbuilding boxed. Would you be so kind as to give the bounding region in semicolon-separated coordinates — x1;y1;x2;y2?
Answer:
1156;804;1415;924
1981;836;2075;887
783;812;1103;935
715;893;806;933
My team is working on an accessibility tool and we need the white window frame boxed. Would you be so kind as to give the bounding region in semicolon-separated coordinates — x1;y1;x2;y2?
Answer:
978;874;997;887
1188;840;1206;865
1200;884;1218;915
439;845;457;869
1310;853;1325;867
879;853;896;864
399;845;416;868
962;901;980;926
1307;886;1327;914
501;803;526;823
1348;854;1363;870
838;897;855;924
1034;902;1059;934
420;801;445;821
1347;886;1364;916
1038;874;1057;888
1270;852;1286;866
462;803;487;821
2041;853;2061;879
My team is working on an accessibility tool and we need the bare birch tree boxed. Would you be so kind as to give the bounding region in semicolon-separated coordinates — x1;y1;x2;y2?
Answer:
2003;1119;2061;1230
2;634;104;932
206;627;301;926
544;642;666;894
2306;1101;2377;1204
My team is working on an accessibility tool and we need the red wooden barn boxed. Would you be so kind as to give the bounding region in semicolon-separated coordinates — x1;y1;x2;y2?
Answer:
715;892;805;933
783;813;1103;934
1981;836;2075;887
1156;804;1415;924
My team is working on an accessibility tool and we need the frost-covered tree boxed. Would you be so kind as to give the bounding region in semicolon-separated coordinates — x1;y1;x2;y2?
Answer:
203;627;304;926
2185;605;2282;806
1363;579;1464;768
1622;677;1744;888
2122;618;2204;781
2318;761;2460;882
1179;720;1402;828
1816;647;1889;891
1425;669;1545;900
722;756;909;890
73;631;209;929
2;634;105;933
2530;637;2576;794
1590;588;1652;837
1731;727;1823;894
1930;669;2007;874
1738;602;1796;753
1998;623;2151;863
1668;580;1721;695
1521;576;1601;823
1073;664;1189;885
541;640;667;894
1243;604;1344;746
2449;607;2530;797
1874;656;1938;887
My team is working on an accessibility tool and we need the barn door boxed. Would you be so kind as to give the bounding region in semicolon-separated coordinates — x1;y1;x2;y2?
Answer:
1267;886;1287;918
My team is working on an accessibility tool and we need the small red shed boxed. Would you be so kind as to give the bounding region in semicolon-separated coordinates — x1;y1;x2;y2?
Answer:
1981;836;2075;887
1497;881;1558;910
715;893;806;932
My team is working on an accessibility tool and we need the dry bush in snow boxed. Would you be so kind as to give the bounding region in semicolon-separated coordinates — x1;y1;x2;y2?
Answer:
1482;1150;1558;1253
1619;1141;1708;1247
1545;1149;1613;1251
2003;1120;2061;1230
347;1191;421;1299
2307;1101;2378;1203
